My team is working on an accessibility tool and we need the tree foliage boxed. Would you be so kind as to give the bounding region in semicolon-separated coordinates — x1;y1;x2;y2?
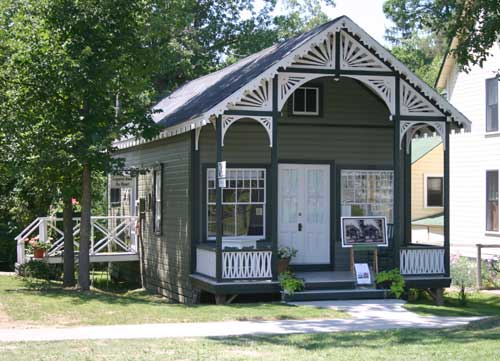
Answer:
0;0;334;276
384;0;500;71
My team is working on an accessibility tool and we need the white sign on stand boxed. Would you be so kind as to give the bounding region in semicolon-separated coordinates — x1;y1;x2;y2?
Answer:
354;263;371;285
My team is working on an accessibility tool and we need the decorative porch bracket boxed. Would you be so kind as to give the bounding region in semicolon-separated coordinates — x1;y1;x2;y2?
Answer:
220;115;273;147
399;120;446;154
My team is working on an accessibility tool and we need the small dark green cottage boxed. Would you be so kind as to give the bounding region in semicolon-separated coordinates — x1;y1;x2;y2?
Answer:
112;16;470;304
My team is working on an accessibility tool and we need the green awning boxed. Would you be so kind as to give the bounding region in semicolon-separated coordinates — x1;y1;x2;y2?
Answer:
412;213;444;227
411;136;442;164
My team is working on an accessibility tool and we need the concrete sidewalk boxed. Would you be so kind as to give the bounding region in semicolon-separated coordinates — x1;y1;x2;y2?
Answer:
0;299;482;342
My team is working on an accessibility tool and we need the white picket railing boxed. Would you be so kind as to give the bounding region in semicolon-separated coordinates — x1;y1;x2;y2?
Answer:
16;216;138;265
400;247;445;275
222;250;273;279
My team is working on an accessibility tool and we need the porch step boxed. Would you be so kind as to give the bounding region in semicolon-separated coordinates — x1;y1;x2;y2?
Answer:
295;271;356;290
282;287;391;302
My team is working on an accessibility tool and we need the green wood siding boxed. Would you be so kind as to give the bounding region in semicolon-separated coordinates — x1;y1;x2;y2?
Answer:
114;133;193;303
197;77;394;272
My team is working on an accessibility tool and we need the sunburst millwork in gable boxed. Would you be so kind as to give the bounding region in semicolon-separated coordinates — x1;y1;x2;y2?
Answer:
227;79;272;111
277;73;321;111
400;120;446;153
400;80;443;117
291;33;335;69
344;75;395;115
221;115;273;147
340;31;389;71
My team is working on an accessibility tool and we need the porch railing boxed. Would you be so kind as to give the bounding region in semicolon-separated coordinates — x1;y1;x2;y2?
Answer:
222;250;272;280
400;246;445;275
196;247;273;280
16;216;137;265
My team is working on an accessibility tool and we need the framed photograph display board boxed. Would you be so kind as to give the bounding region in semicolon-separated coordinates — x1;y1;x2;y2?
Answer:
341;216;388;248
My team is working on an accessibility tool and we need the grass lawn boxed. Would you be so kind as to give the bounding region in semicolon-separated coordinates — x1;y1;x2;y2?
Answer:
0;275;346;326
1;317;499;361
405;291;500;317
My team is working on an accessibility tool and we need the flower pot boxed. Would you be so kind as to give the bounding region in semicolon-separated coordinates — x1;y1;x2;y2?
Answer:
33;248;45;258
277;258;290;274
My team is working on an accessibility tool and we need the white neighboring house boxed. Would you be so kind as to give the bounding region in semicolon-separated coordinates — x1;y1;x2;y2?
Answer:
437;41;500;259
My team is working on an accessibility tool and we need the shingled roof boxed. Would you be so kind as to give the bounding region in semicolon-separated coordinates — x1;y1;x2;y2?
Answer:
152;18;339;128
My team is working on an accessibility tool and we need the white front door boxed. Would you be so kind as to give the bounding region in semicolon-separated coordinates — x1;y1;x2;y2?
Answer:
278;164;330;264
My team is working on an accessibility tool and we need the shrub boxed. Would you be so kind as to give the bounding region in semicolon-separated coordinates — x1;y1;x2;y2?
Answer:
450;256;475;305
375;268;405;298
18;260;62;280
278;271;304;295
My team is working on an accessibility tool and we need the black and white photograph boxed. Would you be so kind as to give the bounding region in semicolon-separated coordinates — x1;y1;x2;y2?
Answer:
341;217;388;247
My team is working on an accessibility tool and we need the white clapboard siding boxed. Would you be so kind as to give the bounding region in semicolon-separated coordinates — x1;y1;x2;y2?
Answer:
448;43;500;258
400;248;445;275
222;251;272;279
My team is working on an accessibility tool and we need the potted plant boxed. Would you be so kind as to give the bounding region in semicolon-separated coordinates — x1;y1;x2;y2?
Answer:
277;246;298;273
279;271;305;297
26;236;52;259
375;268;405;298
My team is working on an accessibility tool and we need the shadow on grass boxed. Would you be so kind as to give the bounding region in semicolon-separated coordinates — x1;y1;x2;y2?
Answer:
210;317;500;351
405;293;500;317
3;277;307;315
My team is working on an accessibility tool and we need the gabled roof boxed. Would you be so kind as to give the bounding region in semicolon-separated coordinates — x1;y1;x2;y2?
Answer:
152;19;339;127
116;16;472;149
411;136;442;164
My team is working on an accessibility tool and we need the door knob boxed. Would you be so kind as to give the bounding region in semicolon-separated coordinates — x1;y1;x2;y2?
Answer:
298;223;302;232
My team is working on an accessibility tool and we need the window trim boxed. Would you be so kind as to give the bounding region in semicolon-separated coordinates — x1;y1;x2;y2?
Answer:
424;174;444;208
206;167;267;241
152;164;163;235
292;86;320;116
486;169;499;232
486;77;499;133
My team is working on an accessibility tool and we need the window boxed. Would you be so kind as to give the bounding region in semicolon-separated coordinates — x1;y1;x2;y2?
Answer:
486;170;498;232
110;188;121;207
486;78;498;132
340;170;394;223
207;168;265;239
425;176;444;207
153;166;162;234
292;87;319;115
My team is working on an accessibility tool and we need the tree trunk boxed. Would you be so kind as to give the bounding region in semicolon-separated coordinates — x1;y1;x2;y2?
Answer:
62;196;75;287
78;163;92;291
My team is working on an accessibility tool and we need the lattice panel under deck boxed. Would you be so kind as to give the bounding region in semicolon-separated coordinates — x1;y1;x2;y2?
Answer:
222;251;273;279
400;248;445;275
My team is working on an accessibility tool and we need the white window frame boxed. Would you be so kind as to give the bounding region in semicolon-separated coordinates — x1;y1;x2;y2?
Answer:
486;169;499;233
292;86;319;116
207;168;266;241
424;174;444;208
485;77;499;133
153;166;162;234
